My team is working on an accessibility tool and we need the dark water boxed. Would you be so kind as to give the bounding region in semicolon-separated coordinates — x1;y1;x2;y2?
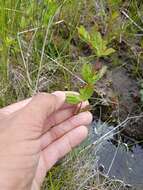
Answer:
92;121;143;190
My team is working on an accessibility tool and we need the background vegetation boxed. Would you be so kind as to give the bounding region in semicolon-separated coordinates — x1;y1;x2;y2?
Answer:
0;0;143;189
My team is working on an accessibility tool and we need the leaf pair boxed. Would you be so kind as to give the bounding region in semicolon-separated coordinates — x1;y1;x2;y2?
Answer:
78;26;115;57
66;85;94;105
66;63;107;104
81;63;107;84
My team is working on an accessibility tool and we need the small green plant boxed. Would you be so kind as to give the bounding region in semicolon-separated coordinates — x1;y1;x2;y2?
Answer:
78;26;115;57
66;63;107;105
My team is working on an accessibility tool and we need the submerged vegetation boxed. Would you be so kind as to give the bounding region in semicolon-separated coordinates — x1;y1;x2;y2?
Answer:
1;0;143;189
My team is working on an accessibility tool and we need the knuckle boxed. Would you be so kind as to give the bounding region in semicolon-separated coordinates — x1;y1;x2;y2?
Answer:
67;117;77;127
34;93;57;106
50;128;59;140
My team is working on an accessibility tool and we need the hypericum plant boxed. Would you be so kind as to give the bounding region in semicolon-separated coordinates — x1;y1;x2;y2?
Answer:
78;26;115;57
66;63;107;105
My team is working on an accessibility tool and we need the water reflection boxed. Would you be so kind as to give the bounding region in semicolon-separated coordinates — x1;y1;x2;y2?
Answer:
92;121;143;190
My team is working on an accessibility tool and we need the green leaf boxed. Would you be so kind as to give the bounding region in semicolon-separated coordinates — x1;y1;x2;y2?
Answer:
91;73;101;84
65;64;107;105
43;0;58;25
91;31;115;57
91;32;105;55
90;66;107;84
78;26;91;43
102;48;115;56
78;25;115;58
81;64;107;85
111;11;119;20
81;63;94;84
79;85;94;101
5;36;14;47
66;93;82;104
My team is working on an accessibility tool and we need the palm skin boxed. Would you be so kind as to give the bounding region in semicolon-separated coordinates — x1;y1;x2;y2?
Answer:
0;91;92;190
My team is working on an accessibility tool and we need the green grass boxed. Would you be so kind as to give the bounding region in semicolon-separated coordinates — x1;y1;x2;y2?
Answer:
0;0;143;189
1;0;143;104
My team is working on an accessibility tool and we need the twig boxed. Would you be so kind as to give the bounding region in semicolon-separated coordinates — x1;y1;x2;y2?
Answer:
18;26;43;35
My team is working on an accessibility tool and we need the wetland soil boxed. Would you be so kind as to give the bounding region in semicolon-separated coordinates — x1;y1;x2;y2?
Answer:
93;64;143;140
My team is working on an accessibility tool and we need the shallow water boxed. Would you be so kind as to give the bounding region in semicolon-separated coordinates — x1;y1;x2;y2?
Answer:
92;121;143;190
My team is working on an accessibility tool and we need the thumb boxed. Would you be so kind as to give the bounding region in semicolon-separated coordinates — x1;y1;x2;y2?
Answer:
18;91;65;126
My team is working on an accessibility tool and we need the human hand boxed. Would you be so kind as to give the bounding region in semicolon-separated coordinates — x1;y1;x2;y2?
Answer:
0;92;92;190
